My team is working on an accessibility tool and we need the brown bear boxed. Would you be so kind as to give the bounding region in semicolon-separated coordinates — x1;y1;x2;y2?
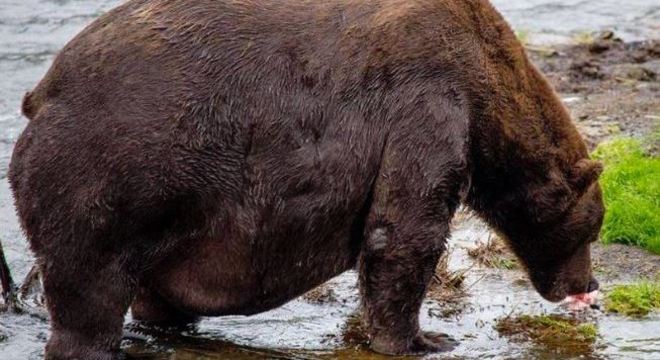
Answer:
8;0;604;358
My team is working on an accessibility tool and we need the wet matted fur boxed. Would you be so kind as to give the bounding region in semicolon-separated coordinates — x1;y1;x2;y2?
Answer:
9;0;604;358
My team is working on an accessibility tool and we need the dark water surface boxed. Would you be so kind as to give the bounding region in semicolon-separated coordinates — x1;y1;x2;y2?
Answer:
1;1;659;359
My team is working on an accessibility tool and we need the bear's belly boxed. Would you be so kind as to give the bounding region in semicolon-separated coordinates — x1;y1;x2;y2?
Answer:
145;141;372;315
150;210;362;316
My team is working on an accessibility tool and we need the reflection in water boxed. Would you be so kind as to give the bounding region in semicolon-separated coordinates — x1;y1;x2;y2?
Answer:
0;1;659;359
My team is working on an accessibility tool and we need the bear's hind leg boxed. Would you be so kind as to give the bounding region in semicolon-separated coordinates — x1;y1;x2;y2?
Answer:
131;287;199;327
42;252;136;360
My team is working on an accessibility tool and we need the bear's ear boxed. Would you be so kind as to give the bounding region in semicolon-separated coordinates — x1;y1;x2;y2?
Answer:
527;171;573;224
570;159;603;193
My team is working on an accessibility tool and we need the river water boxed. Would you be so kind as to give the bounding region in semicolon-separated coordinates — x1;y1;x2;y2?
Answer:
1;1;659;359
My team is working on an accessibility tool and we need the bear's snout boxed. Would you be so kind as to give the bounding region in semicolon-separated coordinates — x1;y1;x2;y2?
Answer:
586;278;599;293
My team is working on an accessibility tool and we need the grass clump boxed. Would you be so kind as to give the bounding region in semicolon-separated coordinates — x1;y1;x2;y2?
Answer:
492;258;517;270
496;314;598;349
605;282;660;317
427;250;467;301
467;235;519;270
592;138;660;254
426;250;472;318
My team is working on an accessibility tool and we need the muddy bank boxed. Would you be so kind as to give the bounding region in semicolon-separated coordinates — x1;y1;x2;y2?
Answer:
592;243;660;282
527;34;659;148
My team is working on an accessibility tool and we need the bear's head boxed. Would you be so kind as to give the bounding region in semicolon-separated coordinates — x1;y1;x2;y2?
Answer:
455;0;606;304
496;159;605;302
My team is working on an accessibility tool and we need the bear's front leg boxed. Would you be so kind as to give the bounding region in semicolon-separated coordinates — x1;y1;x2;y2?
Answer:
358;126;466;354
359;211;457;355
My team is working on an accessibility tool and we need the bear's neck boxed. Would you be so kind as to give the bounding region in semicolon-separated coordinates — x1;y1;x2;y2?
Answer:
463;55;588;230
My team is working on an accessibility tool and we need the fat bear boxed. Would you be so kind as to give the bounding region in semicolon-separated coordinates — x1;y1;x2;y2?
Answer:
8;0;604;358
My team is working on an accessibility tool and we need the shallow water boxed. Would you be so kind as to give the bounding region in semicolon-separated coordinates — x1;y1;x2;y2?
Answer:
0;1;659;359
490;0;660;43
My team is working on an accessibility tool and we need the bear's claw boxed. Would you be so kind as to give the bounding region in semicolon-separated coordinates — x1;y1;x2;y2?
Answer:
370;331;458;355
414;331;459;353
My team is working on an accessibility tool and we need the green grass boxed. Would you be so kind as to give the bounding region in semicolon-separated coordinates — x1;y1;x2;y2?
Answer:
496;314;598;347
592;138;660;254
493;258;518;270
605;282;660;317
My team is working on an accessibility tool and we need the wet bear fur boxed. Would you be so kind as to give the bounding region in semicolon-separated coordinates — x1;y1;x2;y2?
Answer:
10;0;604;358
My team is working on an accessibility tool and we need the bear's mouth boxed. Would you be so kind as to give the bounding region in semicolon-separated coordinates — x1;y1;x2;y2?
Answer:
563;290;599;310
